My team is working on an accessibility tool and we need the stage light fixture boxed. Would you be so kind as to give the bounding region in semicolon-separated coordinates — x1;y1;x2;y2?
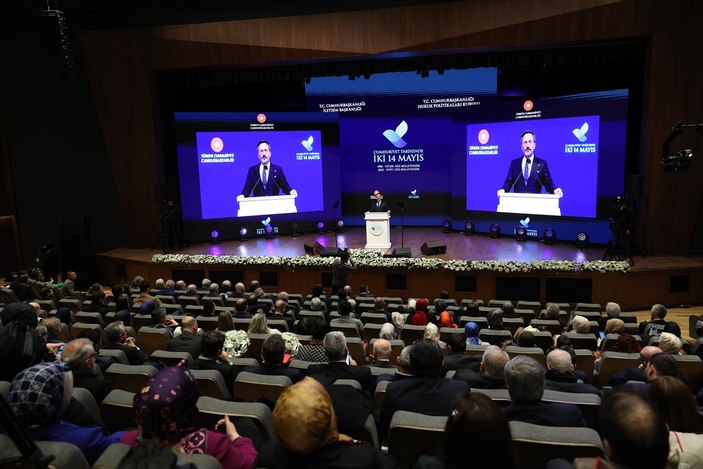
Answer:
543;228;556;245
575;231;589;248
463;221;475;236
489;223;501;238
264;224;274;240
442;219;452;233
289;223;300;238
316;221;326;234
239;227;248;242
515;226;527;242
335;220;345;233
210;230;221;245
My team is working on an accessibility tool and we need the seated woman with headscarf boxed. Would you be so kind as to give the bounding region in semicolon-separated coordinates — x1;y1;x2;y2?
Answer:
487;308;505;330
410;298;430;326
10;362;125;465
439;311;458;329
465;322;482;346
255;377;384;469
120;363;256;469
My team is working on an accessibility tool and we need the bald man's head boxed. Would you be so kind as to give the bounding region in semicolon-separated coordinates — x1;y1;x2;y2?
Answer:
373;338;392;361
546;349;574;372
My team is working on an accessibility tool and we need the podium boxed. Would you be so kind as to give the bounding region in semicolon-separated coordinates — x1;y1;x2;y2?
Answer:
364;211;391;249
237;195;297;217
497;193;561;216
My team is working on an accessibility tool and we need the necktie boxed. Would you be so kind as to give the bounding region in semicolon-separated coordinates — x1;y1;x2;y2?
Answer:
524;159;530;186
263;166;268;186
377;201;380;208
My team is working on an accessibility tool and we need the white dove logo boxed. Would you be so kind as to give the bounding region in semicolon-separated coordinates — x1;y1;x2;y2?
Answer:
520;217;530;228
261;217;271;227
383;120;408;148
301;135;314;151
573;122;589;142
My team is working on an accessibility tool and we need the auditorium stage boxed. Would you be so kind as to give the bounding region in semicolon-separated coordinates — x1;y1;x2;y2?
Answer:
97;227;703;310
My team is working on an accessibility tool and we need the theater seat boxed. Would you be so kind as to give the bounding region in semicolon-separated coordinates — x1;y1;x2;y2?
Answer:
387;411;448;469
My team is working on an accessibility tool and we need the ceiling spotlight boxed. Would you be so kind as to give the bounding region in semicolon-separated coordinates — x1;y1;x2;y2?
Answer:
442;219;452;233
575;231;589;248
463;221;475;236
489;223;501;238
515;226;527;242
316;221;326;234
543;228;556;245
239;227;248;242
210;230;221;245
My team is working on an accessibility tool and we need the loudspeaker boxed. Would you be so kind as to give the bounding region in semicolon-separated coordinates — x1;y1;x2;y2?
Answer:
321;247;343;257
313;242;325;256
391;247;412;257
420;240;446;256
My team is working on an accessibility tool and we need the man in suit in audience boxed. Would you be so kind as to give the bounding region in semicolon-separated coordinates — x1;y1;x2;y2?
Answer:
62;338;114;404
638;303;669;335
306;331;375;394
233;297;253;319
618;352;686;398
608;345;662;387
191;331;244;391
442;333;481;376
502;355;585;427
167;315;202;359
369;339;396;369
270;299;294;331
592;392;669;468
244;334;302;383
544;349;600;395
104;321;150;366
380;339;469;439
453;345;508;389
330;300;364;338
377;345;414;383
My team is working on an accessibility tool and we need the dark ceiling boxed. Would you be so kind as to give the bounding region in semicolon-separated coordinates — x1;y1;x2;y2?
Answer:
5;0;441;30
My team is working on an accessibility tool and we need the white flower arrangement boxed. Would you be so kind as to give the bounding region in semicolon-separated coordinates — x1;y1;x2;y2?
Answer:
280;332;301;356
223;329;250;359
152;250;630;273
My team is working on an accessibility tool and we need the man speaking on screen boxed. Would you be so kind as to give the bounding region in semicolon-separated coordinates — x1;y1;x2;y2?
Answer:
237;140;298;201
496;130;564;198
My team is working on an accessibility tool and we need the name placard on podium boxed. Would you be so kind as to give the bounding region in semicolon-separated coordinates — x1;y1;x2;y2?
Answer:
364;211;391;249
497;193;561;216
237;195;297;217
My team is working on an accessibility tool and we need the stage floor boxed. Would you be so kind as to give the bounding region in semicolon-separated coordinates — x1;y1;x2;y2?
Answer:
101;227;703;272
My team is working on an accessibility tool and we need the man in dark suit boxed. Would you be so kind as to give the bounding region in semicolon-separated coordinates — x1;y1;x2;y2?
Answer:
306;331;375;394
190;331;244;391
369;189;389;212
62;338;114;404
369;339;396;369
453;344;508;389
167;315;202;359
233;297;253;319
544;349;600;395
243;334;302;383
502;355;585;427
441;334;481;376
637;303;669;335
497;130;563;197
380;339;469;439
237;140;297;199
103;321;150;366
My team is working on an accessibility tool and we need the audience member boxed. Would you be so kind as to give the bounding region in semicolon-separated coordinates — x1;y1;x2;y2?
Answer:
658;331;683;355
295;317;330;363
254;377;383;469
442;332;480;376
410;298;430;326
233;298;252;319
544;349;599;395
571;315;591;333
638;303;669;335
307;331;374;394
369;338;395;368
380;339;469;438
190;330;243;391
604;318;626;335
379;322;396;340
247;312;280;335
61;338;114;404
104;321;150;366
10;362;124;465
377;345;414;383
503;355;585;427
167;315;202;359
217;310;235;332
244;334;302;383
120;363;256;469
487;308;504;330
465;321;482;345
608;345;661;386
453;345;508;389
330;300;363;337
0;302;54;380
